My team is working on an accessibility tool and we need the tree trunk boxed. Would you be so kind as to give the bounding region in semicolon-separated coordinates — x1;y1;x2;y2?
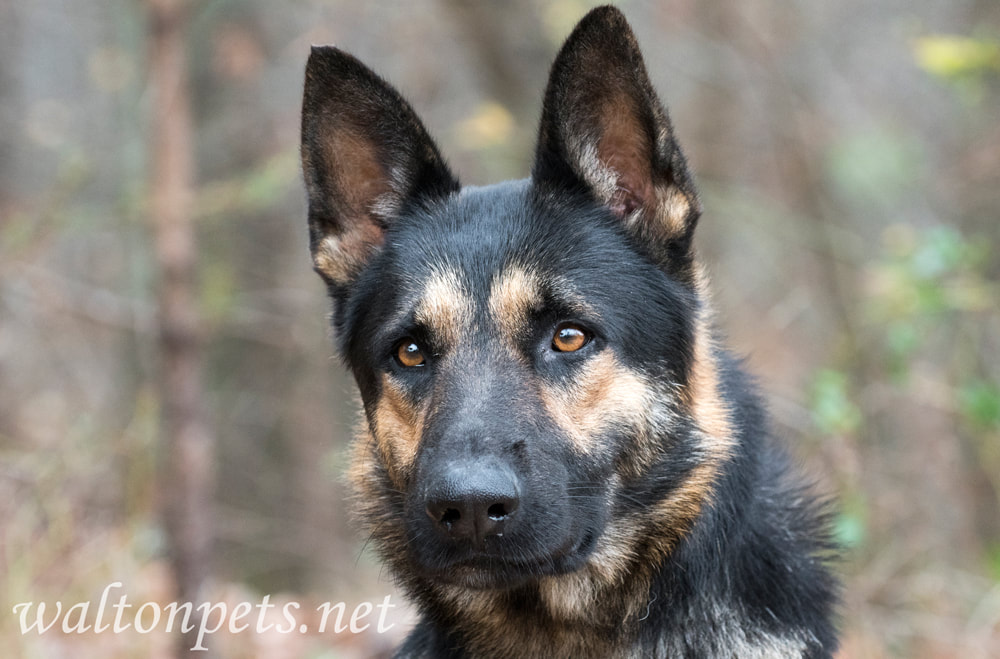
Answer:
147;0;214;655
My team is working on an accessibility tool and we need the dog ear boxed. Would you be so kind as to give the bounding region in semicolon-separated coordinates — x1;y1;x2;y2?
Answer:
301;46;459;286
532;6;701;263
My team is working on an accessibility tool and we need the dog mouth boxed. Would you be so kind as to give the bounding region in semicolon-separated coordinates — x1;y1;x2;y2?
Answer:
422;528;599;589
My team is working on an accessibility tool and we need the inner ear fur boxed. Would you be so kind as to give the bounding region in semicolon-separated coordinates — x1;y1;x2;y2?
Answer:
301;46;459;285
533;6;701;262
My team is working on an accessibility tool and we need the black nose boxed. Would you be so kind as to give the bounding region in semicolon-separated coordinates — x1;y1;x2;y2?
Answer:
424;461;520;546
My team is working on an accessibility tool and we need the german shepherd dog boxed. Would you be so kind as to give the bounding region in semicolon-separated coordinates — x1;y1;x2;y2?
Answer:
300;6;838;658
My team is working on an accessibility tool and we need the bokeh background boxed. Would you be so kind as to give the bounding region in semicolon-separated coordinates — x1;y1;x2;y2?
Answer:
2;0;999;657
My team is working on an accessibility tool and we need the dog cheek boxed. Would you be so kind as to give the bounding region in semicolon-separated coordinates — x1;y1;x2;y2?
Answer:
370;374;426;488
347;425;411;564
539;351;652;457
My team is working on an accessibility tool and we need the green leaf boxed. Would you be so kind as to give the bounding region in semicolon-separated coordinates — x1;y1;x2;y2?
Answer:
959;380;1000;430
914;35;1000;79
834;512;867;550
833;491;869;550
810;369;863;436
909;226;964;280
988;544;1000;583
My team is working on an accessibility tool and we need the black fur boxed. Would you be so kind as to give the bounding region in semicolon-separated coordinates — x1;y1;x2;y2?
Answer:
301;6;838;658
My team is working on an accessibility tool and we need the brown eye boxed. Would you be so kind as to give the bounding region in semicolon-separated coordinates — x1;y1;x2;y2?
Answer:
396;340;426;367
552;323;590;352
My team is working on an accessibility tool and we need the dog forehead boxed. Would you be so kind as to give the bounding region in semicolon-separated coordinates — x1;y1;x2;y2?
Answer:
390;182;542;318
487;264;544;337
412;265;475;346
405;261;548;349
381;181;640;348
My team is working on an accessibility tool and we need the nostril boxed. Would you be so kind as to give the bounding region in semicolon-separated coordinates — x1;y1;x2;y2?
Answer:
487;494;519;521
440;508;461;527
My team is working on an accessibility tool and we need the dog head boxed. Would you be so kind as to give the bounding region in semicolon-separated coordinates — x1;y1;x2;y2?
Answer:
301;6;732;595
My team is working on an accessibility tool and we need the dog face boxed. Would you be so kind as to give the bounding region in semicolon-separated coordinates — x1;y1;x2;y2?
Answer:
301;7;734;596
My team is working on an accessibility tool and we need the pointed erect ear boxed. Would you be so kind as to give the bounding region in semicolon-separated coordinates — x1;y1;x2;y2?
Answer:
301;47;459;286
532;6;701;263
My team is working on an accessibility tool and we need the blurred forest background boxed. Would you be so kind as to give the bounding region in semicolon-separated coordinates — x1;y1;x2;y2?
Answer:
2;0;999;657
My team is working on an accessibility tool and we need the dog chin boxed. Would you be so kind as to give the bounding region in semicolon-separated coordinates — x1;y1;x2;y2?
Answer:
432;558;579;590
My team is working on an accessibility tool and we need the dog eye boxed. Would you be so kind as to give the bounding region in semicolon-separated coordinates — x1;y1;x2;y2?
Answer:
551;323;591;352
395;339;427;367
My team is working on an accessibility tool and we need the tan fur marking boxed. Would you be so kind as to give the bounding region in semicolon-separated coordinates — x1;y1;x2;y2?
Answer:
645;265;737;552
414;267;472;347
649;460;720;558
539;571;598;622
312;225;381;283
433;583;496;620
539;514;647;623
347;420;378;504
488;265;543;346
540;351;650;454
348;423;390;519
687;264;736;453
658;185;692;237
371;373;425;486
